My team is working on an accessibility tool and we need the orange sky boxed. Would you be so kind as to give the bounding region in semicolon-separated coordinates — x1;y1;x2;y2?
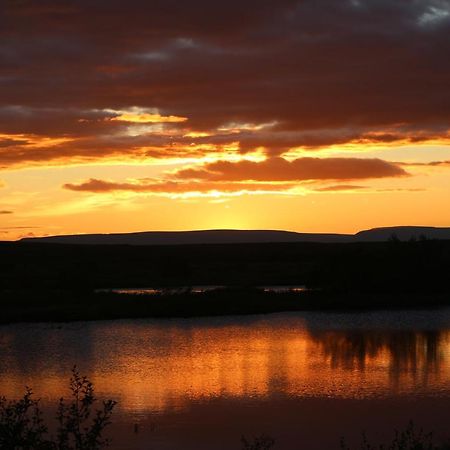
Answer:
1;1;449;240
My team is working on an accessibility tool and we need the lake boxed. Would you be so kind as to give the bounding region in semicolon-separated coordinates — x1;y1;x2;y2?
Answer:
1;309;450;449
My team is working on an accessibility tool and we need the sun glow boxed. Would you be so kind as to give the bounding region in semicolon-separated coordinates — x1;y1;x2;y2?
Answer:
111;113;187;123
106;107;187;124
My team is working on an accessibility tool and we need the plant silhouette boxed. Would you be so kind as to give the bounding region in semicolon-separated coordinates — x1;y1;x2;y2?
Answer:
340;421;450;450
241;434;275;450
0;367;116;450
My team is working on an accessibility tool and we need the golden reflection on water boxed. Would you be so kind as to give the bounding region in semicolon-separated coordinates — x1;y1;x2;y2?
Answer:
1;315;450;415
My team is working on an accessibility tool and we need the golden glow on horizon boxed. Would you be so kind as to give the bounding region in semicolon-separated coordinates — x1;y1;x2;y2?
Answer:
161;187;302;200
1;132;450;240
1;0;450;243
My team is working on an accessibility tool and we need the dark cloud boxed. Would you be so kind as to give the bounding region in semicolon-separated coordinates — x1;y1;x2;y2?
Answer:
63;156;407;195
231;127;450;155
399;159;450;167
0;133;226;168
0;0;448;167
1;126;445;169
0;210;13;214
0;137;30;147
175;157;408;181
314;185;367;192
63;178;294;194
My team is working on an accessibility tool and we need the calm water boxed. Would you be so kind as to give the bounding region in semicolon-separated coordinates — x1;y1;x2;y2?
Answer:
1;310;450;449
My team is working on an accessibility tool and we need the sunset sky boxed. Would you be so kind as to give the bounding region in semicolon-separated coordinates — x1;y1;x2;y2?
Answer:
1;0;449;240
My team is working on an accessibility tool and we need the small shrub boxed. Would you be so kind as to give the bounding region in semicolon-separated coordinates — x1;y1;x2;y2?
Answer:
0;388;50;449
340;421;450;450
0;367;116;450
241;434;275;450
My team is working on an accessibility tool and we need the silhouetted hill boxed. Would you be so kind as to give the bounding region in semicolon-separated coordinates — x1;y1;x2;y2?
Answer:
19;226;450;245
355;226;450;241
21;229;353;245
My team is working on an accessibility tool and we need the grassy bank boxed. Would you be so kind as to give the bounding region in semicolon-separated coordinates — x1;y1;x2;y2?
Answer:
1;287;449;324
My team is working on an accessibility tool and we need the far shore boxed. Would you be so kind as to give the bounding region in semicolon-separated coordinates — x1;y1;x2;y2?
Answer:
1;239;449;324
1;287;449;325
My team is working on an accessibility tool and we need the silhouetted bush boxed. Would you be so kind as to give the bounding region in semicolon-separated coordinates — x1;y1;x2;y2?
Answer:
241;434;275;450
340;421;450;450
0;368;116;450
239;423;450;449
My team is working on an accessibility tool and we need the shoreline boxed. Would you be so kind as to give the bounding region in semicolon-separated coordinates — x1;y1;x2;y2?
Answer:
1;288;449;325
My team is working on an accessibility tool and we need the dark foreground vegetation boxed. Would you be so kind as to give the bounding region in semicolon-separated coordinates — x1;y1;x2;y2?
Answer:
0;239;449;323
0;369;115;450
244;423;450;450
341;423;450;450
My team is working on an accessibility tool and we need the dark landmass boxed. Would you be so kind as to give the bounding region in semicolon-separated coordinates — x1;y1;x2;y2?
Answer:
354;226;450;241
21;229;351;245
1;236;450;323
1;288;449;325
19;226;450;245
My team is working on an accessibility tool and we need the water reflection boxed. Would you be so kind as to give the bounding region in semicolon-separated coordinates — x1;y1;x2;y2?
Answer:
1;311;450;416
95;286;226;295
260;285;307;293
310;329;441;370
95;285;307;295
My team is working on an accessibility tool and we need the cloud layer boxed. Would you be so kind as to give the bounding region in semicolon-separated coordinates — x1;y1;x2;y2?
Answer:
175;157;407;181
63;156;408;195
0;0;449;169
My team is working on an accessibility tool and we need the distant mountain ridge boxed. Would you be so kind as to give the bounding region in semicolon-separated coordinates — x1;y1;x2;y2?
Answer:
19;226;450;246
